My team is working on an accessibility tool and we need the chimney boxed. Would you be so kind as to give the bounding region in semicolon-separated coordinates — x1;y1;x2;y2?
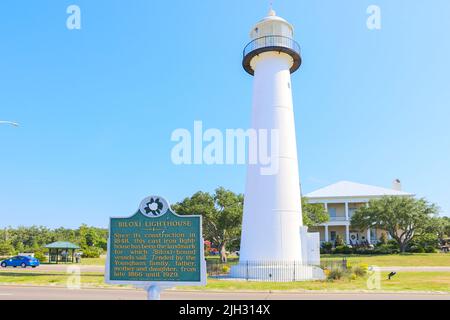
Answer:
392;179;402;191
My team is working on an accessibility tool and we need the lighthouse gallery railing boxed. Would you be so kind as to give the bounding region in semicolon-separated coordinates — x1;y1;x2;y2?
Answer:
242;35;302;75
243;35;301;59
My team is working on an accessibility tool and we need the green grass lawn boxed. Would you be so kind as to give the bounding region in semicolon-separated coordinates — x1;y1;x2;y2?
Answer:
0;271;448;292
181;272;450;292
79;257;106;265
321;253;450;267
0;271;107;287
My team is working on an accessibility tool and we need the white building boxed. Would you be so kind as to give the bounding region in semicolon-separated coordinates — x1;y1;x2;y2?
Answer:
305;180;414;245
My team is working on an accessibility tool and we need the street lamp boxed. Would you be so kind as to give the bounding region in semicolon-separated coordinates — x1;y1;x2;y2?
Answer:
0;121;19;127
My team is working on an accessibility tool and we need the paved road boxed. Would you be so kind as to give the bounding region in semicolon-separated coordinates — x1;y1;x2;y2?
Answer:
0;285;449;300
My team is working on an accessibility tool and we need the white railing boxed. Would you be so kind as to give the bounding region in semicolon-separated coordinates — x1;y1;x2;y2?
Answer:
329;216;348;221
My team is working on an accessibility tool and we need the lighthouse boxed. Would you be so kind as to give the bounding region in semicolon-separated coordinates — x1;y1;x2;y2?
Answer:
231;9;323;281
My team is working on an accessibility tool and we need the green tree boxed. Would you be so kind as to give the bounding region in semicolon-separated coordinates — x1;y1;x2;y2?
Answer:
301;197;329;227
173;187;243;263
351;196;439;252
85;229;99;247
433;217;450;242
0;241;14;256
0;225;108;256
445;217;450;237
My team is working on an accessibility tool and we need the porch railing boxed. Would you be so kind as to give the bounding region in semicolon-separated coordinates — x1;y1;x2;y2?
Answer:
329;216;348;221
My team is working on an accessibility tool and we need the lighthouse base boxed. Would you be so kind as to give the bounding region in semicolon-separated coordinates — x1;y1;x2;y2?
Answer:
229;262;325;282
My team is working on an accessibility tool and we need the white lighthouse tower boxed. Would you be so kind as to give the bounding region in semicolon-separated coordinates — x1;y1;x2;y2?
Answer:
230;9;323;281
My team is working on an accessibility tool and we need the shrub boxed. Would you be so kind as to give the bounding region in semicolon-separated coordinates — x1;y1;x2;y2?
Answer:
424;246;436;253
334;245;353;254
409;233;439;252
354;247;373;255
327;268;344;280
387;239;398;246
373;244;399;254
33;250;47;263
321;242;333;254
81;247;102;258
352;265;367;277
221;265;230;274
408;245;425;253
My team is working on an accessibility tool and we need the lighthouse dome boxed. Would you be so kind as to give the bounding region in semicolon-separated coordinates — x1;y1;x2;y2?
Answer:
250;9;294;39
242;9;301;76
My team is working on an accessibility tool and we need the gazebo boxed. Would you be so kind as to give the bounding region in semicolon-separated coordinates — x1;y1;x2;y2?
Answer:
45;241;80;264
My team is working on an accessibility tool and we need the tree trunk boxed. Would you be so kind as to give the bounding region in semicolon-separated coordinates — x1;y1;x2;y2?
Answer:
220;242;227;263
399;241;408;253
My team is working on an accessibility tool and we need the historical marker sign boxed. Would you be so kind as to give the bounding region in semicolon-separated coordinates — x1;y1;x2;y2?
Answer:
105;196;206;287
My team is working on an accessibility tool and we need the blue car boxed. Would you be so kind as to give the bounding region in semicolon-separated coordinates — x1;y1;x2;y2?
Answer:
0;256;40;268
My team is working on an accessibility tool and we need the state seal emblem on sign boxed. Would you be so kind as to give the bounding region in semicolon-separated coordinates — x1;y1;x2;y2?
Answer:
139;196;168;218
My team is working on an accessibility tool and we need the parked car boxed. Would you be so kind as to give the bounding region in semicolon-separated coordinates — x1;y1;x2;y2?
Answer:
0;256;40;268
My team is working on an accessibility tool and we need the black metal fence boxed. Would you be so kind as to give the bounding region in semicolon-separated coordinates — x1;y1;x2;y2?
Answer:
320;258;350;271
206;258;351;281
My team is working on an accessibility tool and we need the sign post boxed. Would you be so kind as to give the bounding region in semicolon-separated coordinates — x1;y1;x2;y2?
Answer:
105;196;206;299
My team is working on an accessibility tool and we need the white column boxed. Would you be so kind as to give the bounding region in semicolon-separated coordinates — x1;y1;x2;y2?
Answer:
345;202;349;221
367;228;371;244
345;225;350;245
324;225;329;242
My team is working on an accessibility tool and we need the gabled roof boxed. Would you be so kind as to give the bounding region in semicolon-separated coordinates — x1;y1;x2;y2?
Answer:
45;241;80;249
304;181;414;199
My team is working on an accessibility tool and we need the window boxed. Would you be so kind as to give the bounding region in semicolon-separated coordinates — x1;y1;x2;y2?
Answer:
349;208;357;218
330;231;337;241
328;208;337;218
370;229;377;241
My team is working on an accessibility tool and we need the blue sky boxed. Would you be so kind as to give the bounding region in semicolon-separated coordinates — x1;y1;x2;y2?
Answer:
1;0;449;228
